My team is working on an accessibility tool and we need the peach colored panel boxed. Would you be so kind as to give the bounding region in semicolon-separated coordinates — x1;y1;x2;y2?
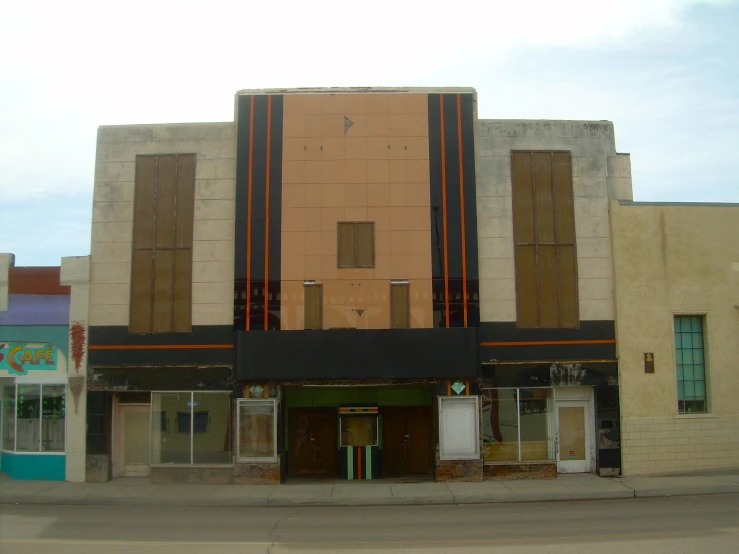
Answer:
280;93;433;328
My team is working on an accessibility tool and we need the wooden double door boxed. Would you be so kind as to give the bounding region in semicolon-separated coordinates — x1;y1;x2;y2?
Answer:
288;408;338;476
382;407;432;476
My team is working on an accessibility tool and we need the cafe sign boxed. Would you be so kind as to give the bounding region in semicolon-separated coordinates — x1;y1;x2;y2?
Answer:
0;342;58;376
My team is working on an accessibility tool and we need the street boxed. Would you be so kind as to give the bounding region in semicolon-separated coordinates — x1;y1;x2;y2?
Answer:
1;493;738;553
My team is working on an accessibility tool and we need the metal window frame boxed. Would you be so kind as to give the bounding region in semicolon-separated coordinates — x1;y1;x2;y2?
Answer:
673;313;709;414
149;390;232;467
236;398;279;462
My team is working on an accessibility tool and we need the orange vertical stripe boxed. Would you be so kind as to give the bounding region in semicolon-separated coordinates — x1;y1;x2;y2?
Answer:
357;446;362;480
465;380;469;395
439;96;450;328
456;95;468;328
447;381;451;396
263;384;269;399
246;97;255;330
264;96;272;329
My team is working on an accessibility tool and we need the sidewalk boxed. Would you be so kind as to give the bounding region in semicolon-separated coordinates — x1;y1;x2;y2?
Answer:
2;472;739;508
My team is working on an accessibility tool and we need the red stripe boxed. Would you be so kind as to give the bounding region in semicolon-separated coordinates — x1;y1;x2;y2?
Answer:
264;96;272;329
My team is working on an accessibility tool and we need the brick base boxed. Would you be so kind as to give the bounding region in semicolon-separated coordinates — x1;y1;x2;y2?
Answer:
150;466;234;484
483;462;557;480
85;454;111;483
234;457;283;484
435;458;484;482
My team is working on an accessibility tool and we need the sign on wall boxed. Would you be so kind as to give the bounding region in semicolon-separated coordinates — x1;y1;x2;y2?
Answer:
0;342;58;376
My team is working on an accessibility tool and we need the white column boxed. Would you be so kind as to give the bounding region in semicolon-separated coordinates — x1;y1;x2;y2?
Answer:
0;253;14;312
61;256;91;482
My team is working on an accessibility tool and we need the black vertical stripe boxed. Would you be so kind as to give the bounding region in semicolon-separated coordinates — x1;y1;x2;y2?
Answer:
268;96;284;321
427;93;481;328
234;94;284;330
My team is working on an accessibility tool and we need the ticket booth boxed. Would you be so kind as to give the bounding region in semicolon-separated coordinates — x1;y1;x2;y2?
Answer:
338;405;380;480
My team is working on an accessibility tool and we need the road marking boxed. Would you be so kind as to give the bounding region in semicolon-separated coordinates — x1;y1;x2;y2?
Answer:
0;528;719;547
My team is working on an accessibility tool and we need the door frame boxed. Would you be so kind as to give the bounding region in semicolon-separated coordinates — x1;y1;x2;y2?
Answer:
555;398;595;473
114;403;151;478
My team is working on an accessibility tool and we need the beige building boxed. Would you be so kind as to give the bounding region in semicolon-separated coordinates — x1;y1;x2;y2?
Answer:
612;201;739;475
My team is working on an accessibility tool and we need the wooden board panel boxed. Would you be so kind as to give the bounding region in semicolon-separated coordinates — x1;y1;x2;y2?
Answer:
155;155;177;249
537;244;559;328
337;223;355;267
557;244;579;328
552;152;575;244
133;156;157;249
355;222;375;267
304;284;323;330
511;152;535;244
533;152;555;244
129;249;153;333
173;249;192;332
175;154;196;249
390;283;410;329
152;250;174;332
514;245;538;328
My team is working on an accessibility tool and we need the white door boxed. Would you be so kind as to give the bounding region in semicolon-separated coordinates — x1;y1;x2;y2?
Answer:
116;405;151;477
556;400;592;473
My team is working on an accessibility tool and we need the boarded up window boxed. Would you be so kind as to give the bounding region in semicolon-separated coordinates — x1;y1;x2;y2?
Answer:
390;282;410;329
130;154;195;334
512;151;578;329
304;284;323;330
337;222;375;268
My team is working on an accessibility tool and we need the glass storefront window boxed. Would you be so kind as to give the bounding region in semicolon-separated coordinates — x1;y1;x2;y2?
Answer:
192;392;232;465
151;391;232;465
16;385;41;452
482;387;555;463
482;388;519;462
237;400;277;460
1;384;65;453
519;388;554;461
42;385;66;452
2;386;15;450
340;416;378;447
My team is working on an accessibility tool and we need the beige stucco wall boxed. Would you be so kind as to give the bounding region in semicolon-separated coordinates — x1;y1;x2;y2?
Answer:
475;120;633;323
90;123;236;327
611;201;739;474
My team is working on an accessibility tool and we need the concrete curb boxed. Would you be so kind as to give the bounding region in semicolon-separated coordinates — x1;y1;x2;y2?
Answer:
0;489;649;508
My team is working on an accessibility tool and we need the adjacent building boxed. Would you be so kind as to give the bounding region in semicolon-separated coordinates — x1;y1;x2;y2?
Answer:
612;201;739;475
0;254;88;481
81;87;638;483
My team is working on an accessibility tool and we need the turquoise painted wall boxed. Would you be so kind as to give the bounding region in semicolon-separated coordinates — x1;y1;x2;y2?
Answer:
0;325;69;358
1;451;66;481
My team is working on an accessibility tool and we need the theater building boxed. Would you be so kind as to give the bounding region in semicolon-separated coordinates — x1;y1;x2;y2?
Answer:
85;88;630;483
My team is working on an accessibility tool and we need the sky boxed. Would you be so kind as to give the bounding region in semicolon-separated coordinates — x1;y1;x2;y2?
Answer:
1;0;737;266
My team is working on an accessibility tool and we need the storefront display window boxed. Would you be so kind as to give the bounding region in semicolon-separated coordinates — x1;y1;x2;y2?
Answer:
438;396;480;460
151;391;232;465
482;388;554;463
1;384;66;453
237;399;277;460
340;416;378;447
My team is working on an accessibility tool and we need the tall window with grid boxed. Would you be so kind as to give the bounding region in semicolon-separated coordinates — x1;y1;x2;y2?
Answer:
674;315;707;414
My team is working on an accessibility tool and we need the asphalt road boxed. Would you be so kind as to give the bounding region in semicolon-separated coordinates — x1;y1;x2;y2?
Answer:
1;494;738;553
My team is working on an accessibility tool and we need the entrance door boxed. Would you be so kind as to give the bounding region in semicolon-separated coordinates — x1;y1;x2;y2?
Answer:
289;408;338;476
556;401;592;473
383;407;432;476
117;405;151;477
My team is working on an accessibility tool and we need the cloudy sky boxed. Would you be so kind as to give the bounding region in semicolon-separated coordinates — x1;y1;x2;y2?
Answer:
1;0;737;266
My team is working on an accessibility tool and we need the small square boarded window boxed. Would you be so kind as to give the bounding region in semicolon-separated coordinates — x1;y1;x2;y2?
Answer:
338;222;375;268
